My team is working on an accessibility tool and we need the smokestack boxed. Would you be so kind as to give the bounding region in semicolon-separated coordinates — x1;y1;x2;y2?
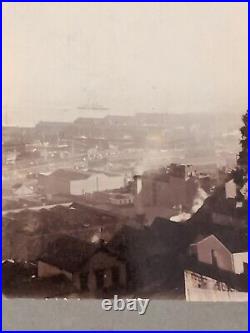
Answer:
134;174;142;195
134;174;145;223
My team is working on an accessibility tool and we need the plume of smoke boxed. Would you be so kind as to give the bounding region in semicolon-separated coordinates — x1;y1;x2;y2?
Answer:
170;187;209;222
191;187;208;213
134;149;171;175
91;234;100;243
170;212;191;222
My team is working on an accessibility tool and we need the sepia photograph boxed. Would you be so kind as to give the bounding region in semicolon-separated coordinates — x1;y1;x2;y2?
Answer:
2;2;248;325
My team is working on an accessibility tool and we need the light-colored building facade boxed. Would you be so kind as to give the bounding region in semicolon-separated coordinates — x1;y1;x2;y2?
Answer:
184;270;248;302
38;169;125;197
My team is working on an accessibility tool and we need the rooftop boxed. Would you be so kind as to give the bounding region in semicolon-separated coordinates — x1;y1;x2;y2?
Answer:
50;169;91;181
38;236;97;273
38;237;122;273
191;234;248;254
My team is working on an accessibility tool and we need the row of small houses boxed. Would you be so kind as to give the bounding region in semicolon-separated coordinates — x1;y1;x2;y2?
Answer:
34;219;247;299
3;171;248;299
9;168;247;229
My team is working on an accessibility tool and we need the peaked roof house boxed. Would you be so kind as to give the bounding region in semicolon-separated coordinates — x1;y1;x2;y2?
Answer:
185;233;248;302
189;234;248;275
37;237;127;294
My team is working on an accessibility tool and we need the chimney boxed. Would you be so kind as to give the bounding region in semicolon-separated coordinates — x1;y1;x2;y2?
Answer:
133;174;145;222
134;174;142;195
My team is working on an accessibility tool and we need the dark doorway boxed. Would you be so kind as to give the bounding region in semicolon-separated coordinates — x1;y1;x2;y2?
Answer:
112;266;120;287
80;272;89;290
95;269;105;290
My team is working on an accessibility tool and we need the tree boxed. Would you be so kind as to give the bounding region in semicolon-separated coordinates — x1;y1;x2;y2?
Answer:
237;110;248;168
232;110;248;187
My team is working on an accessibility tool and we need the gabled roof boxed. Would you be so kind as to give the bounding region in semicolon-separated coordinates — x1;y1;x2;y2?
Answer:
190;233;248;254
38;236;97;273
38;237;123;273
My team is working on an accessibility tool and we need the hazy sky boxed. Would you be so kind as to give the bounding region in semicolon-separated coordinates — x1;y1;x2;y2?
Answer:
3;2;248;126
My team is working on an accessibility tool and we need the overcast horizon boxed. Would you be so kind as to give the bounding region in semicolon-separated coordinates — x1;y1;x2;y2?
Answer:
3;2;248;127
